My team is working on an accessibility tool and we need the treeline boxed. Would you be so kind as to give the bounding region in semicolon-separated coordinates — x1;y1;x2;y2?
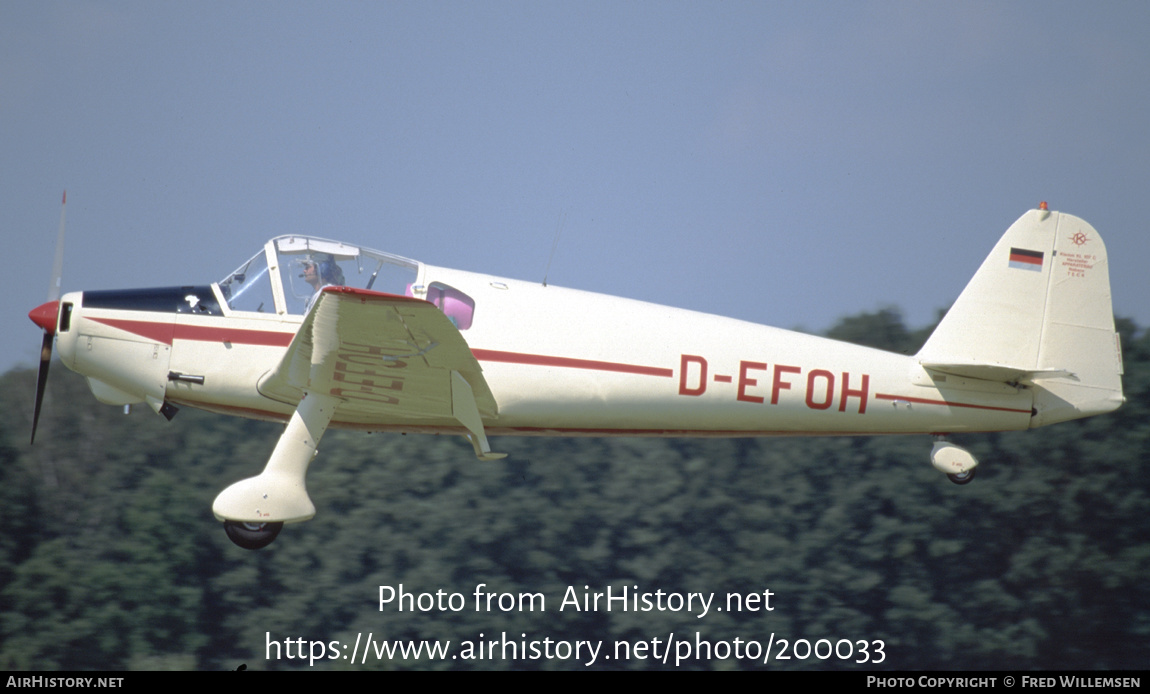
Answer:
0;309;1146;670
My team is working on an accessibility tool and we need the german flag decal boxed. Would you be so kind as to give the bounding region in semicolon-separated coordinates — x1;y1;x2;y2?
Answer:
1008;247;1044;272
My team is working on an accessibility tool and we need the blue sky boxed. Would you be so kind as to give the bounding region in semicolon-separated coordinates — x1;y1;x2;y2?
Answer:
5;2;1149;377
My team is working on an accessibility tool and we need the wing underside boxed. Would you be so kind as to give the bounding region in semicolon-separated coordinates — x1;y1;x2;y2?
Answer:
258;287;498;427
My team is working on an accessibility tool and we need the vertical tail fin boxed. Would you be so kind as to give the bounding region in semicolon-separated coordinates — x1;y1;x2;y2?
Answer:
917;207;1124;427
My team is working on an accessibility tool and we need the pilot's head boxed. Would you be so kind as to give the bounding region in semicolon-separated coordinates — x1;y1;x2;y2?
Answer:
301;253;344;288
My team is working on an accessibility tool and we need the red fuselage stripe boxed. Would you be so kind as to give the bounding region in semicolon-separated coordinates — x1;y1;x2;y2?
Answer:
86;318;671;376
89;318;294;347
171;324;294;347
874;392;1031;414
471;348;674;378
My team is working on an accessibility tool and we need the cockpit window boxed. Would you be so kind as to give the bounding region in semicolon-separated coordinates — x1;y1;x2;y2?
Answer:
217;236;420;316
219;250;275;313
426;282;475;330
275;237;418;315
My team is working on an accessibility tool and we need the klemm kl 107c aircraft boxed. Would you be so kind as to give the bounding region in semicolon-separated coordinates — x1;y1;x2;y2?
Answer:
28;200;1124;549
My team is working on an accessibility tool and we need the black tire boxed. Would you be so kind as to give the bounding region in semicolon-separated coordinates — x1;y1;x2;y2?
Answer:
947;469;976;485
223;521;284;550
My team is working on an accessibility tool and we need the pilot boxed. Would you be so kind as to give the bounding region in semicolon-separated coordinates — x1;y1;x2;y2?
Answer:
302;253;346;312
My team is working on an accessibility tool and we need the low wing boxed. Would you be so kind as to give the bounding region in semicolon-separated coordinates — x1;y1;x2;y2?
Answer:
259;287;498;427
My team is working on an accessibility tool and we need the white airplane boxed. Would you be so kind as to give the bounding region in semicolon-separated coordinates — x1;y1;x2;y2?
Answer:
28;201;1124;549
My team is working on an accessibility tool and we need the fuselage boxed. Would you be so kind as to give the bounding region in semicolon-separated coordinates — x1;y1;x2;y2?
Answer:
49;246;1035;438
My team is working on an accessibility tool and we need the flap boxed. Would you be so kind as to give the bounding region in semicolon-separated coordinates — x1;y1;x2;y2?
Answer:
259;287;497;422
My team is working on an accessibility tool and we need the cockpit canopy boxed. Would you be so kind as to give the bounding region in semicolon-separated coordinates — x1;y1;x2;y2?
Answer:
217;236;419;316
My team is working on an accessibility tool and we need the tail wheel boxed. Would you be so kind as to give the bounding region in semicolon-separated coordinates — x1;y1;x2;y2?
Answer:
947;469;976;485
223;521;283;550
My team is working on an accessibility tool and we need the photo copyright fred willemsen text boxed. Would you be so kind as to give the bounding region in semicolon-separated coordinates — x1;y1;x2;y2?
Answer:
264;584;886;667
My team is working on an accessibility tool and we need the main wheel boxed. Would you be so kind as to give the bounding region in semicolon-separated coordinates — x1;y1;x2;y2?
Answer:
947;469;976;485
223;521;284;550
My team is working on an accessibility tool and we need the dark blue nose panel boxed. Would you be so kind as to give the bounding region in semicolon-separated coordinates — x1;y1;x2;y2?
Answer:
81;286;224;316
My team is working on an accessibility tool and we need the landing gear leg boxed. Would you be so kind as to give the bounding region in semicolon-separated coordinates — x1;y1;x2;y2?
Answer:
213;391;339;549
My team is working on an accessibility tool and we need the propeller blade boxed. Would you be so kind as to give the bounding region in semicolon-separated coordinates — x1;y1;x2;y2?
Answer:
30;331;53;445
30;190;67;445
48;190;66;302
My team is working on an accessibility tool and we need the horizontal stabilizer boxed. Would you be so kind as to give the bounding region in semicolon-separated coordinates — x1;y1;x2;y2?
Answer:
920;362;1075;385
